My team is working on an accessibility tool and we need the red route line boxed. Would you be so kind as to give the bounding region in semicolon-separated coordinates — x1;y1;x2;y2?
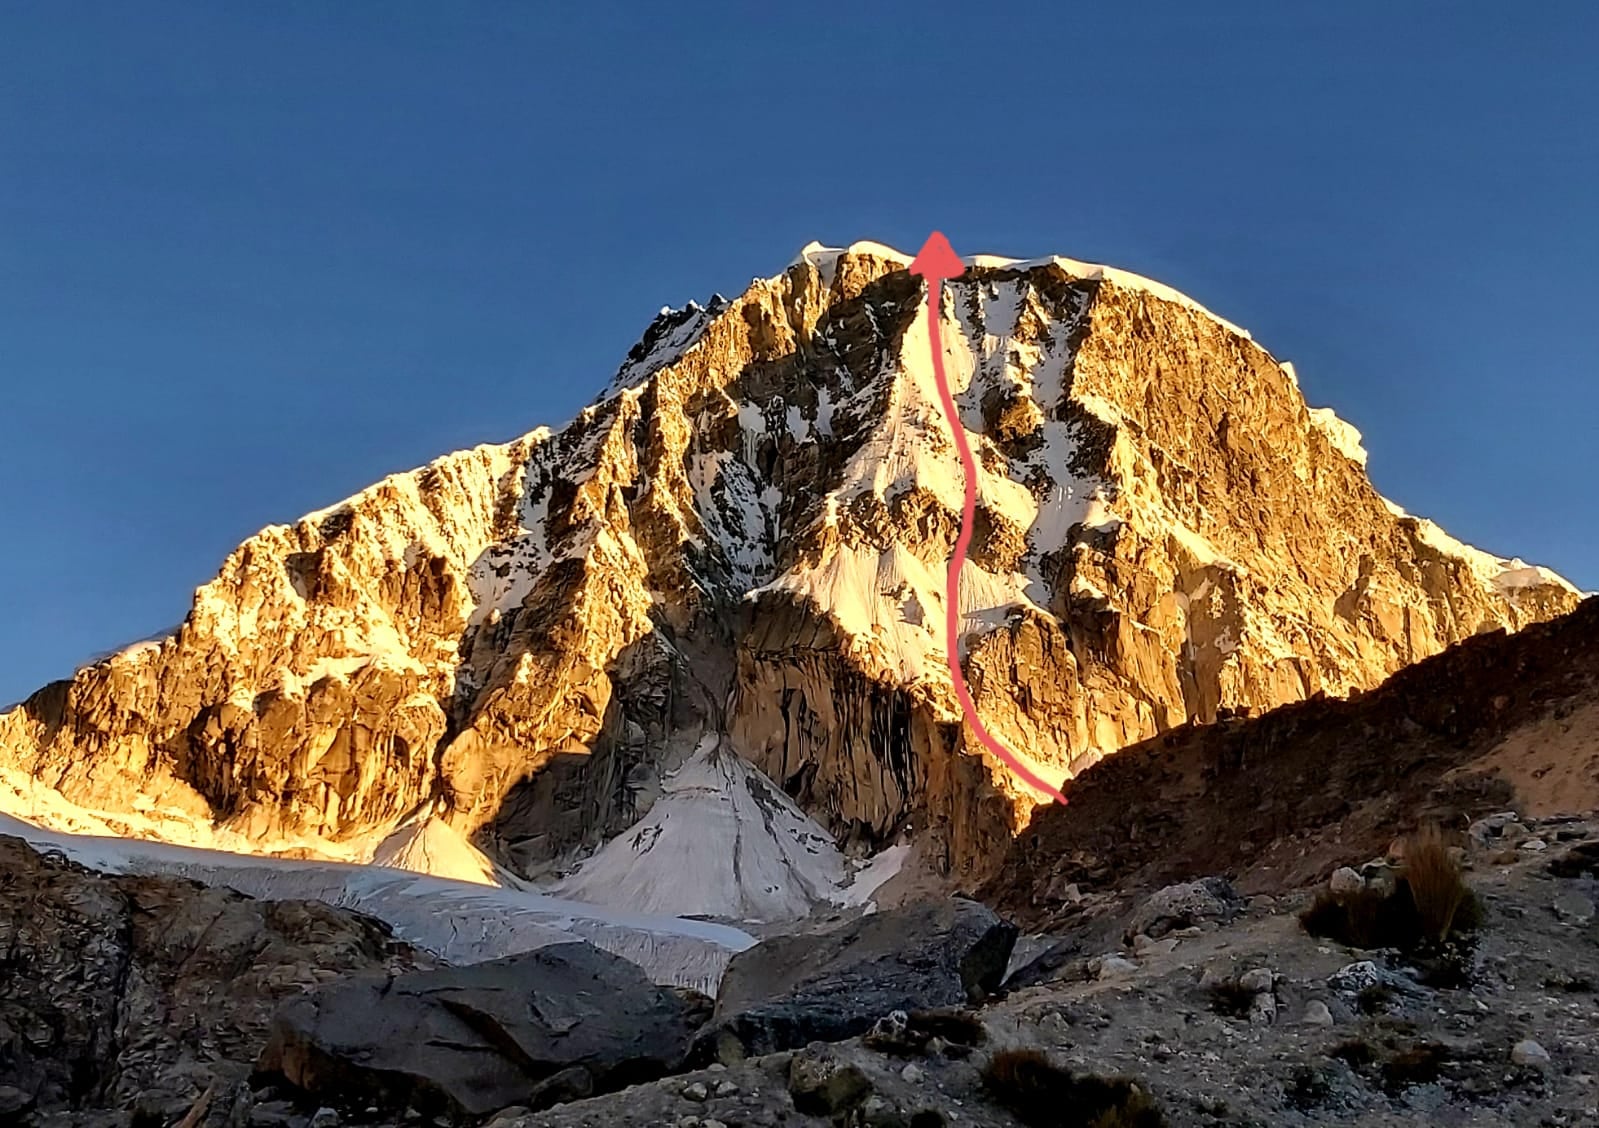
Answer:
909;232;1068;806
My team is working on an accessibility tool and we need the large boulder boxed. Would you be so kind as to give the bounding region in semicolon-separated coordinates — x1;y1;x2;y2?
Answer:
257;942;710;1120
693;898;1016;1062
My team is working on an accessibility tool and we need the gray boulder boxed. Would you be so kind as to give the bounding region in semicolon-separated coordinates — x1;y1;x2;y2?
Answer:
258;942;709;1120
1512;1038;1553;1070
693;898;1016;1062
1328;866;1365;895
1125;877;1242;941
1001;935;1087;990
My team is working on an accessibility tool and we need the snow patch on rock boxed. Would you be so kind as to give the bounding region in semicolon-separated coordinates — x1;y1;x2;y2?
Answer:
1384;501;1583;598
795;241;1254;343
372;814;506;887
607;298;723;397
1307;406;1369;467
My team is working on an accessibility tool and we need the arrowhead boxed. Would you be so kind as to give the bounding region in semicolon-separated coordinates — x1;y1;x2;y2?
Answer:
908;231;964;283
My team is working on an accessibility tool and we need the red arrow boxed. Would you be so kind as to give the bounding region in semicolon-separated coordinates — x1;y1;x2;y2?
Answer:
908;232;1068;806
908;230;963;283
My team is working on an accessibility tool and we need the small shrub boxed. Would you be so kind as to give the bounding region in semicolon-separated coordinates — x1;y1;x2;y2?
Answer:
1330;1034;1454;1095
1330;1038;1376;1068
1285;1064;1335;1111
1357;982;1395;1015
1206;978;1258;1019
1300;883;1420;949
982;1048;1167;1128
1410;937;1477;989
1301;885;1401;948
1380;1042;1448;1094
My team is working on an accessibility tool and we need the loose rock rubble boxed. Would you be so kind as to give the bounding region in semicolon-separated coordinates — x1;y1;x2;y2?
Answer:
6;809;1599;1127
505;808;1599;1125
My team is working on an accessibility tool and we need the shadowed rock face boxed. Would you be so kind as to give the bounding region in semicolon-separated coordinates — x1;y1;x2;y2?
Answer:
0;835;426;1121
0;243;1580;892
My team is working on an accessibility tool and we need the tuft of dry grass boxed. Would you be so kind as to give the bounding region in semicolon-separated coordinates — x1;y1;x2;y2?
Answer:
1403;824;1480;941
1300;824;1481;951
982;1048;1166;1128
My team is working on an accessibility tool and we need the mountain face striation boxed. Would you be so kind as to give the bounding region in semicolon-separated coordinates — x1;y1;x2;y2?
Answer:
0;240;1581;913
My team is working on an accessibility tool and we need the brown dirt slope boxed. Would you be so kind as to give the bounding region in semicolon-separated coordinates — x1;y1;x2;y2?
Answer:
984;596;1599;923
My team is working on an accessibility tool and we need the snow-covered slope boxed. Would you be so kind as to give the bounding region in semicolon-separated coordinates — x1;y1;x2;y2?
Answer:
552;736;903;921
370;812;509;886
0;810;751;992
1382;498;1585;599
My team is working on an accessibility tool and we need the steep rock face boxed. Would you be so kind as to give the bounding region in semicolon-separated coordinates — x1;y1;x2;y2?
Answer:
0;241;1580;899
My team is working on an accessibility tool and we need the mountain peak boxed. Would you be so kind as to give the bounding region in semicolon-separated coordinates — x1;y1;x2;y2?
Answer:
0;240;1581;919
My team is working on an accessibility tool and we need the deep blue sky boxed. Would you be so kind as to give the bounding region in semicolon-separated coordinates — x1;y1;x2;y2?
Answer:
2;3;1595;705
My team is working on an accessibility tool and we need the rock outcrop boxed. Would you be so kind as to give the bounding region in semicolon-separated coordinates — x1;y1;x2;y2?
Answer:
0;835;424;1123
0;241;1581;900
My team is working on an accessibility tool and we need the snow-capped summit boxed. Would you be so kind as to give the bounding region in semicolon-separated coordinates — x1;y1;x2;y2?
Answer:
0;240;1581;918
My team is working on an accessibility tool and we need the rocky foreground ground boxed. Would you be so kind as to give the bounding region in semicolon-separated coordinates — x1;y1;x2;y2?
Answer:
5;806;1598;1128
506;811;1599;1128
